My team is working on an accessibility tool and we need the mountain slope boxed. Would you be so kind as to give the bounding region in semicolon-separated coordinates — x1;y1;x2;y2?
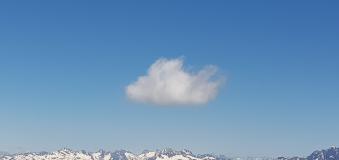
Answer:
307;147;339;160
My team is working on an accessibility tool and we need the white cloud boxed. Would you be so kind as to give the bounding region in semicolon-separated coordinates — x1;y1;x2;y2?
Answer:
125;57;223;106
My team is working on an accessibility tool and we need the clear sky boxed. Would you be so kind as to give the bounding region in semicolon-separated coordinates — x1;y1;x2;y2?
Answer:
0;0;339;157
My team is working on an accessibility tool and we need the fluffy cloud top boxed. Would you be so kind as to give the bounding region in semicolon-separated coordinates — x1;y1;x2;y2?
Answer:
126;58;223;106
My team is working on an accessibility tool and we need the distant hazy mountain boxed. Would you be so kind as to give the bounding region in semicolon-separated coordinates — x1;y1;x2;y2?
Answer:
0;147;338;160
0;152;9;157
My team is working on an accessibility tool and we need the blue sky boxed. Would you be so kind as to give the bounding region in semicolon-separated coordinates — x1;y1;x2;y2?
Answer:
0;0;339;157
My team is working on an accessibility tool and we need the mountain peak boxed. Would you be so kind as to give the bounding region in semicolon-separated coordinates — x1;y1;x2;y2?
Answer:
58;148;74;152
307;147;339;160
181;149;193;155
329;146;337;150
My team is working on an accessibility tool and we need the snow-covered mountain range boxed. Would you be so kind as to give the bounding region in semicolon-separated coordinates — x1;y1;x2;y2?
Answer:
0;148;223;160
0;147;338;160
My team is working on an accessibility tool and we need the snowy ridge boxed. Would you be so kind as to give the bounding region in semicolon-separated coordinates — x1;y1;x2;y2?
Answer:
0;147;338;160
0;148;226;160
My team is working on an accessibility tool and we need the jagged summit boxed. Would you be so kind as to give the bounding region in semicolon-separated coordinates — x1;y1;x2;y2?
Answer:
181;149;193;155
